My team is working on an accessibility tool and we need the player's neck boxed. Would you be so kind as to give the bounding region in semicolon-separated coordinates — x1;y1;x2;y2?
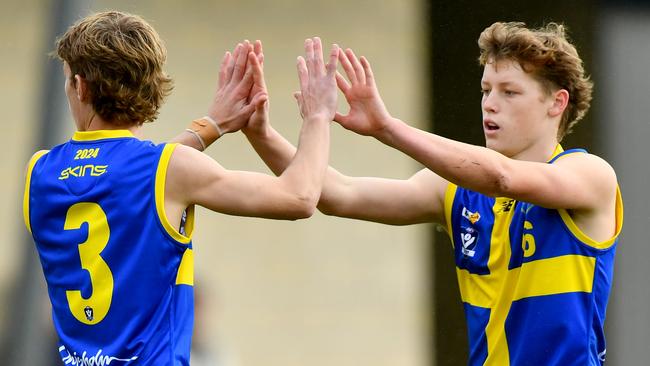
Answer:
75;112;140;135
510;138;560;163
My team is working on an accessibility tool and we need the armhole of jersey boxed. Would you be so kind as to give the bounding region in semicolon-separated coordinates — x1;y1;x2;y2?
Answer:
23;150;49;234
443;182;458;247
184;205;195;237
558;186;623;250
155;143;193;244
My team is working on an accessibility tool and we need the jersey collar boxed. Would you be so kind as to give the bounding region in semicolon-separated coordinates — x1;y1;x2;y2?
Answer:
546;144;564;162
72;130;135;141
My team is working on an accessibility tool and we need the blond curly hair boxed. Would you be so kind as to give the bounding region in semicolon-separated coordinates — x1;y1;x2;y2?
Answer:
56;11;173;126
478;22;593;141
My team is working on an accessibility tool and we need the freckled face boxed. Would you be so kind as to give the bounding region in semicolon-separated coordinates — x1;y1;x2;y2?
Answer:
480;59;554;158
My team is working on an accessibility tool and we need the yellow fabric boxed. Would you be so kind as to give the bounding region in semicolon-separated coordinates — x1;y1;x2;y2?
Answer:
155;144;193;244
72;130;135;141
23;150;49;233
175;249;194;286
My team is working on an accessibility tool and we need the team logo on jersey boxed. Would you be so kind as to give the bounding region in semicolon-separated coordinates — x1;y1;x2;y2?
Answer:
84;306;94;322
462;207;481;224
500;199;515;212
460;226;478;257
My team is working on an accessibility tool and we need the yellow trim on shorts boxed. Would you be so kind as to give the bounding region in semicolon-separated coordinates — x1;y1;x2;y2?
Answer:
443;183;458;246
23;150;49;234
175;249;194;286
155;143;192;244
558;186;623;250
72;130;135;141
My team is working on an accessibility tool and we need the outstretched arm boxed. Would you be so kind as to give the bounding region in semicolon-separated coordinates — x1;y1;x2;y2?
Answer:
167;37;337;220
242;43;448;226
333;48;617;214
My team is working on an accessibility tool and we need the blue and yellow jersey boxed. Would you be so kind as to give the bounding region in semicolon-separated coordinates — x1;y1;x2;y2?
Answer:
23;130;195;365
443;146;623;366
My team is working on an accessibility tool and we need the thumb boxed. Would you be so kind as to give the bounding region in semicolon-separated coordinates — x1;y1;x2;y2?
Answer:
293;91;305;118
334;112;347;123
293;91;303;106
252;92;268;111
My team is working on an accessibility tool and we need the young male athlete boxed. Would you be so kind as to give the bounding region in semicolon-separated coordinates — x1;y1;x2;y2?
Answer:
241;23;623;365
23;11;339;365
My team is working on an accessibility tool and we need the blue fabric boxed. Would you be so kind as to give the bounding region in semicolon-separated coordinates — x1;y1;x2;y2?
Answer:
447;148;617;365
27;134;193;365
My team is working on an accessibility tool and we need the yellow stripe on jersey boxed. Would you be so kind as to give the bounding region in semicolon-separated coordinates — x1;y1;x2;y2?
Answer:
175;249;194;286
72;130;135;141
23;150;49;233
513;255;595;300
483;197;517;365
155;144;192;244
456;268;498;308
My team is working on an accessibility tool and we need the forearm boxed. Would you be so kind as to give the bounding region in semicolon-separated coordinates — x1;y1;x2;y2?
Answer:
277;116;330;205
377;118;507;196
245;123;356;212
170;131;204;150
244;126;297;176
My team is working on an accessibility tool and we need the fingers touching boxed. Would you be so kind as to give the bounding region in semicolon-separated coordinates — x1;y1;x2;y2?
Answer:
295;37;339;121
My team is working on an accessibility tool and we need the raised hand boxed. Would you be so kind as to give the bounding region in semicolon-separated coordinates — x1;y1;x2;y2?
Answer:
334;48;392;136
243;40;270;136
207;40;268;135
294;37;339;122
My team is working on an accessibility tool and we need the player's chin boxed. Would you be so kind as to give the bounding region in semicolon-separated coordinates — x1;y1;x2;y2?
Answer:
484;136;499;151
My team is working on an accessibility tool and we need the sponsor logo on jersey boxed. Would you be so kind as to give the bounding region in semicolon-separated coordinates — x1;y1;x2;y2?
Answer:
59;345;138;365
59;165;108;180
462;207;481;224
500;199;515;212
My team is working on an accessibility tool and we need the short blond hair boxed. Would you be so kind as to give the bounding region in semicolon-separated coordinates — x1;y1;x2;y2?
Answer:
56;11;173;126
478;22;593;140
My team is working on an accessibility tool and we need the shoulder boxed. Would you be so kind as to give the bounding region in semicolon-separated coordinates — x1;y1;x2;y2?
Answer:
24;150;50;176
553;152;617;186
165;143;225;186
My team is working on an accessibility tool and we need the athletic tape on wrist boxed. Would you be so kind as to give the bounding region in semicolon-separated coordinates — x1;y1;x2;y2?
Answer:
184;128;206;151
187;116;223;148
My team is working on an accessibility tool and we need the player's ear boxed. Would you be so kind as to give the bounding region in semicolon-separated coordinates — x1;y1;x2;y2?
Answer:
74;74;90;102
548;88;569;118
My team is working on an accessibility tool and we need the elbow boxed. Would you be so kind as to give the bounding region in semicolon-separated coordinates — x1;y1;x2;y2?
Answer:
286;193;318;220
317;200;340;217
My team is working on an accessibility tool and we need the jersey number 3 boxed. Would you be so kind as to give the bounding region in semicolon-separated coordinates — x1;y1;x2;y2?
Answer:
64;202;114;325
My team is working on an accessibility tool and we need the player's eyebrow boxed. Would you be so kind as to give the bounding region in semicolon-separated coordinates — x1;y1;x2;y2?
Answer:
481;80;521;88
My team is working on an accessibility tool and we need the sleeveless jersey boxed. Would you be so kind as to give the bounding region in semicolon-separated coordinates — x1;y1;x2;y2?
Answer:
443;146;623;366
23;130;196;365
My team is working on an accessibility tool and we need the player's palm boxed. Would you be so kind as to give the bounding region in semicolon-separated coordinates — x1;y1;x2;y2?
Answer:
337;81;390;136
334;49;391;137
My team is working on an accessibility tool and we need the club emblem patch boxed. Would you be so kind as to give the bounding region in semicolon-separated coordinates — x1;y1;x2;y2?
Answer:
460;226;478;257
84;306;94;321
